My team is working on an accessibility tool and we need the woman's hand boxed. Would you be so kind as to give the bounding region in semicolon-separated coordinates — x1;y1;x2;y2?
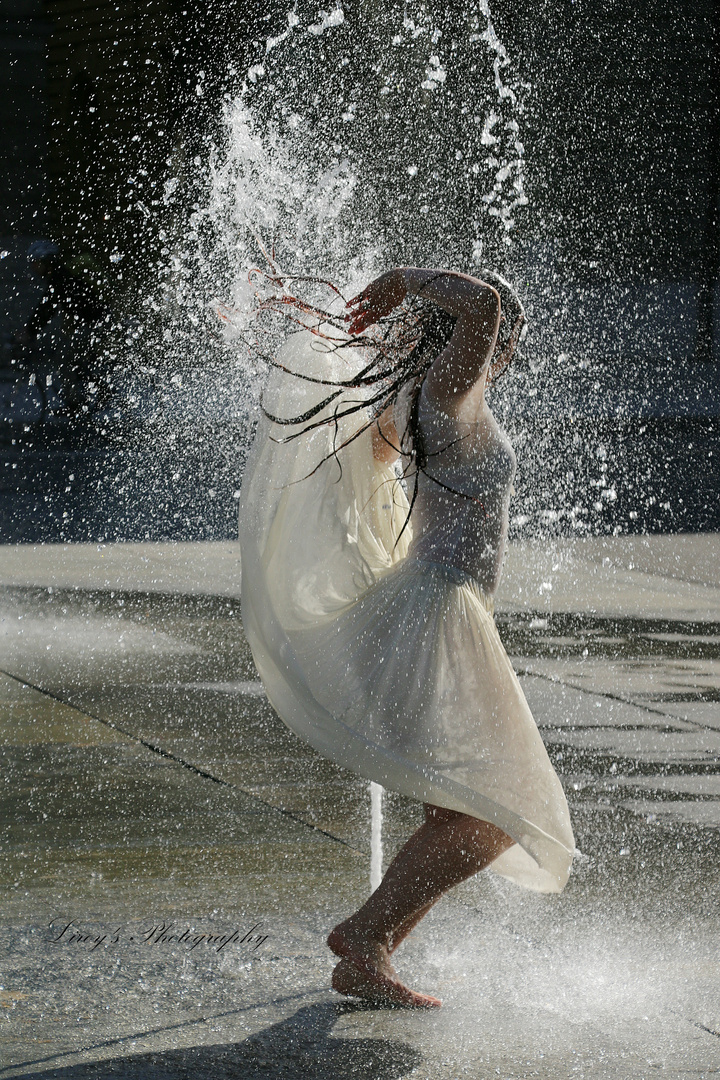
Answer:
345;269;407;334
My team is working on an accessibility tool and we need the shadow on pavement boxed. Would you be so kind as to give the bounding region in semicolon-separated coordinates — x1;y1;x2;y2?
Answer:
12;1001;422;1080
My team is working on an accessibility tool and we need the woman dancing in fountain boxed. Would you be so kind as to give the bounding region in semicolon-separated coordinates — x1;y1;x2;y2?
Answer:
239;266;574;1008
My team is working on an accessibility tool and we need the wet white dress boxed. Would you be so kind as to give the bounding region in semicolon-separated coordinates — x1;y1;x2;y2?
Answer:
239;329;574;893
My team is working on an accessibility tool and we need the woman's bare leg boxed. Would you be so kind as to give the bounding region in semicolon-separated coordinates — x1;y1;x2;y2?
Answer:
385;806;513;951
328;804;514;1004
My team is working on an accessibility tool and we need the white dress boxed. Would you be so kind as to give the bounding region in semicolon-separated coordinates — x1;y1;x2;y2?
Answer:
239;329;575;893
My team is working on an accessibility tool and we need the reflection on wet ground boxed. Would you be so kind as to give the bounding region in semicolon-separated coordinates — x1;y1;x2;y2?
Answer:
0;553;719;1077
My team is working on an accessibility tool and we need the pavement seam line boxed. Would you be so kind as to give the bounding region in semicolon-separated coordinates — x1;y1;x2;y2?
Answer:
0;988;330;1077
691;1019;720;1041
514;665;714;733
0;666;361;854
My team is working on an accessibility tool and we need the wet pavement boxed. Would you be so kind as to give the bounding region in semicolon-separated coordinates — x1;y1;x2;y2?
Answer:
0;535;718;1078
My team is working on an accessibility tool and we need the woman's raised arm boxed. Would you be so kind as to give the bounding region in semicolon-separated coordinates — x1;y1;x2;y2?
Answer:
402;267;499;322
346;267;502;411
346;267;499;334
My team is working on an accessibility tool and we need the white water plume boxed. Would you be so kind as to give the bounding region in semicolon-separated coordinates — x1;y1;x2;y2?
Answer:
203;103;363;341
164;0;530;357
121;1;546;538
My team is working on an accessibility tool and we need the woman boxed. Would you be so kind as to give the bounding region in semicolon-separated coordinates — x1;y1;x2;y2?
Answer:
239;266;574;1009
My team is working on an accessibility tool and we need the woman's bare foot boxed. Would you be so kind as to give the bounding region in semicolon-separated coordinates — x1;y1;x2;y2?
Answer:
327;923;442;1008
331;958;442;1009
327;921;396;980
326;809;511;1010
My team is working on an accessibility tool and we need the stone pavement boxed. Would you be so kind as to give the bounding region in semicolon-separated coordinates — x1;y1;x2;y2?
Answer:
0;535;718;1078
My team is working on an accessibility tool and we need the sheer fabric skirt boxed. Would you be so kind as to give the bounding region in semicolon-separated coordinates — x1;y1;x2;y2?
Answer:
239;331;574;893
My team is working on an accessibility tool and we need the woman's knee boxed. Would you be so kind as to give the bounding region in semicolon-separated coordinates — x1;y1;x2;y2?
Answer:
425;805;513;853
460;817;514;858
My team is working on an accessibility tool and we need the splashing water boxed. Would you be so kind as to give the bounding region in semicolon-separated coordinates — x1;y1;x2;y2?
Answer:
26;3;708;545
158;0;528;361
112;0;537;541
135;1;671;546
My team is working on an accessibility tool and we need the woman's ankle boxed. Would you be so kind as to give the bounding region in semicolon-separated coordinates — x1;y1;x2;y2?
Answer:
331;916;391;950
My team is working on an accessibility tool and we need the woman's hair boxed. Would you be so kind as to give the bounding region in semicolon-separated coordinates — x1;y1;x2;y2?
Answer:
246;266;525;541
249;271;456;439
482;267;527;377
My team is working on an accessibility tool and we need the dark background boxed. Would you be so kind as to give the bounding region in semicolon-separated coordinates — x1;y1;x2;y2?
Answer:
1;0;718;543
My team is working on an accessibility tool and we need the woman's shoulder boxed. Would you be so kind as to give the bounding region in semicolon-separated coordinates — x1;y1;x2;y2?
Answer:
420;384;515;460
419;378;487;428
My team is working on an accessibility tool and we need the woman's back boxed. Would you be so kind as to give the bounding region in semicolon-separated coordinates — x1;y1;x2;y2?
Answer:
407;380;516;596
